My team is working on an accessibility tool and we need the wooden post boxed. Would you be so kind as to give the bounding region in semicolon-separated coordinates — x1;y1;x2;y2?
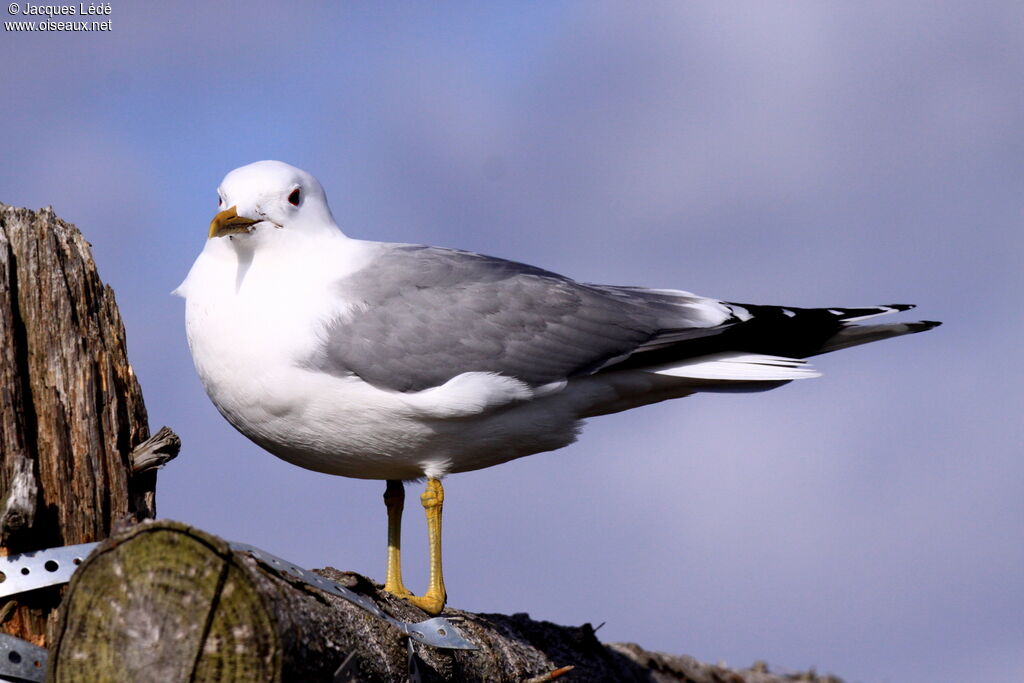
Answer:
0;203;174;646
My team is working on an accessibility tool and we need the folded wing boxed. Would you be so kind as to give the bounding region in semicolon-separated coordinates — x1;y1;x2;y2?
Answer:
305;244;939;392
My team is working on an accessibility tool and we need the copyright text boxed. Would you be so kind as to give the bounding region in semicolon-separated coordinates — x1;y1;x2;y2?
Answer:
5;3;112;31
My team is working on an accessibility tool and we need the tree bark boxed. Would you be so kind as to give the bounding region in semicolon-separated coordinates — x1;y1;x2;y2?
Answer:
49;520;843;683
0;203;164;646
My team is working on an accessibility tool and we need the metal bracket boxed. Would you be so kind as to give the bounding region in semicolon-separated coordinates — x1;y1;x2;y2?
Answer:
229;542;476;650
0;543;97;599
0;633;47;682
0;538;476;653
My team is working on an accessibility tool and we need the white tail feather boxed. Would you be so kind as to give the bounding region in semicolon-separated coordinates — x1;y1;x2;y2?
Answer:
836;305;906;323
647;352;821;381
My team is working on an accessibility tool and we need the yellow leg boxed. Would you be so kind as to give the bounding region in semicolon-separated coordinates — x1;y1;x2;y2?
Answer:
405;478;448;615
382;479;411;597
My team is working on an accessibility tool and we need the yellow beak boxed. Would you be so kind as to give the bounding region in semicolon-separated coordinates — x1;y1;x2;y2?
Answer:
208;206;259;238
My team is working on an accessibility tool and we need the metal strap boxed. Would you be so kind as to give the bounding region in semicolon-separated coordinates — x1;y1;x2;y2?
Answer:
0;540;475;651
0;543;97;599
229;542;476;650
0;633;47;682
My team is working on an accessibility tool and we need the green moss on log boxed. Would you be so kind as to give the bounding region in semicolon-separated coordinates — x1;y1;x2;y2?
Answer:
50;522;282;682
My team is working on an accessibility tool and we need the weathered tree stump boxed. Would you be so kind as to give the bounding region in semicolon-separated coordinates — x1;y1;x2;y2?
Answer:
0;203;177;646
48;520;842;683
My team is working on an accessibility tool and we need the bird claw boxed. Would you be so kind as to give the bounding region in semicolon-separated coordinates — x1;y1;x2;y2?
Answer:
384;583;447;615
383;583;414;599
404;592;446;615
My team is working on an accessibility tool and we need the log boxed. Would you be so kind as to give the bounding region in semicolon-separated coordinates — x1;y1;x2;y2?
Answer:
0;203;177;646
48;520;843;683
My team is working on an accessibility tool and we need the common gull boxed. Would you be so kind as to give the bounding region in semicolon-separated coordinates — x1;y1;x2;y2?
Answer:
176;160;939;614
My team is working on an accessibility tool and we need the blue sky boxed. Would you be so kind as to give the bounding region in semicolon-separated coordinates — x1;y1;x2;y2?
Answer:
2;3;1021;681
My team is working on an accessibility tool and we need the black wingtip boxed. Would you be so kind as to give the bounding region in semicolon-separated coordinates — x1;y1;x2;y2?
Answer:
912;320;942;332
887;303;916;312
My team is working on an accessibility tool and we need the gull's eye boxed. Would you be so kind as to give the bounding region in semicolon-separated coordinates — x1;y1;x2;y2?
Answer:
288;188;301;206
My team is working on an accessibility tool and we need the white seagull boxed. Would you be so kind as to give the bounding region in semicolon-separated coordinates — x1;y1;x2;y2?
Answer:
176;160;939;614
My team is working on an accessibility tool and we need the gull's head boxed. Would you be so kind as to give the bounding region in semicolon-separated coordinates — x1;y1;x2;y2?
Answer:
208;161;338;240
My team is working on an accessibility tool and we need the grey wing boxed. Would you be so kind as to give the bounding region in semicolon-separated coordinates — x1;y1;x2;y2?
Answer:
305;245;735;392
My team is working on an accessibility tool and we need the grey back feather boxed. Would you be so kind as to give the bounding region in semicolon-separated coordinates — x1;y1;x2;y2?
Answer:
306;245;729;392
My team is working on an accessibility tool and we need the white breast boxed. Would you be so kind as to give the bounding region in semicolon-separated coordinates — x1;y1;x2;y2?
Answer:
176;229;600;480
177;230;431;476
